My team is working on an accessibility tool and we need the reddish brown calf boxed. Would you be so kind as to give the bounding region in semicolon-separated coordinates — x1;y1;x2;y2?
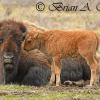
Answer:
24;30;99;87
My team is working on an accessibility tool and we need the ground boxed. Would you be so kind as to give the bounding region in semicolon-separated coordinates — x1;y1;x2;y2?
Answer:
0;85;100;100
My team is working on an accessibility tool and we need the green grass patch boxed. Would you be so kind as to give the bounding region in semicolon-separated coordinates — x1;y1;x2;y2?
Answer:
0;85;100;100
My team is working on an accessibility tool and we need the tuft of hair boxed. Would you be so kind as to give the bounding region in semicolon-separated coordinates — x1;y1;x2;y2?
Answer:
0;19;27;33
23;20;47;32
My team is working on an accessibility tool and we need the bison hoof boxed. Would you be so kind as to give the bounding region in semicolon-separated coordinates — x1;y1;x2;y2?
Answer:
64;80;73;86
48;82;55;86
56;84;60;86
48;82;60;86
84;85;93;89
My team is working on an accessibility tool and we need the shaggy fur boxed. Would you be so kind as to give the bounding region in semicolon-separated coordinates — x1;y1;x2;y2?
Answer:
12;50;51;86
4;48;91;86
21;50;91;86
0;20;51;86
61;56;90;83
0;20;26;84
18;50;91;86
24;30;99;86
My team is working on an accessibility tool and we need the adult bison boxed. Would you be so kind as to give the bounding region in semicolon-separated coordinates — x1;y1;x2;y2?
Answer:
0;20;51;86
24;29;99;87
0;20;27;84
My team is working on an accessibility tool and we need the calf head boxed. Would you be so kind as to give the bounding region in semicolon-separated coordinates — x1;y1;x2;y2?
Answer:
24;31;46;51
24;31;42;51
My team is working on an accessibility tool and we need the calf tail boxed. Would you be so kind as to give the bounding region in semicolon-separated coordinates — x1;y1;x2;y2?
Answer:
96;34;100;51
95;34;100;63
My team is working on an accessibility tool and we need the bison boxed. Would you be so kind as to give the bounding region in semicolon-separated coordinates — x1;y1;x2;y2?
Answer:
0;20;91;86
0;20;27;84
0;20;51;86
24;29;99;87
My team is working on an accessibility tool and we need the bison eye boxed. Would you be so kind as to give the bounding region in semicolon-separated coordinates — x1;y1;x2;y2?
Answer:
27;39;31;43
0;38;3;44
22;35;26;41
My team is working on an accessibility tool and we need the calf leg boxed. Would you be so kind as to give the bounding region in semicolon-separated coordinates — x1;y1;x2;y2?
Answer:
90;59;97;86
78;39;98;86
79;51;97;86
86;56;97;86
49;56;61;86
55;64;61;86
49;65;55;85
95;56;100;83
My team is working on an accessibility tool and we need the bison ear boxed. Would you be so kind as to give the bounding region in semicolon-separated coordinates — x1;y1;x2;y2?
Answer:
19;23;27;33
19;23;27;40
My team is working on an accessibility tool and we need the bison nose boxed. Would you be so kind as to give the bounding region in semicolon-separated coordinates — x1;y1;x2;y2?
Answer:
3;52;14;64
3;52;14;59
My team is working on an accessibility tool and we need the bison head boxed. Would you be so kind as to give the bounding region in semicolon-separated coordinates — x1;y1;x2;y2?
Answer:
0;20;26;83
24;30;47;52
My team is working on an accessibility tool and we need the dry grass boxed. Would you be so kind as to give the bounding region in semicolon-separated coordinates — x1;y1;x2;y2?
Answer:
0;85;100;100
0;3;100;32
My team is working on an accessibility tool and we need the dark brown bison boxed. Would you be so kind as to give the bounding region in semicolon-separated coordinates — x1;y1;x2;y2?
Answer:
27;50;91;86
24;30;99;87
0;20;51;86
0;20;26;84
4;48;91;86
20;50;91;86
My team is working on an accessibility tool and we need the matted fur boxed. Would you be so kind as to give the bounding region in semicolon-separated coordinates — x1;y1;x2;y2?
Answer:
0;20;26;84
0;19;51;85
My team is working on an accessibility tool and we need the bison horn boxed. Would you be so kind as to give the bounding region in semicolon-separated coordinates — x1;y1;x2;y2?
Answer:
34;33;39;38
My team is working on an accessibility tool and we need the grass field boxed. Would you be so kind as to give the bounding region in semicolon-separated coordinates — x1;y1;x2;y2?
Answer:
0;85;100;100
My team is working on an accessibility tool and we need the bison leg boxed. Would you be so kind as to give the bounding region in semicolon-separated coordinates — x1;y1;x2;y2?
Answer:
95;56;100;83
83;54;97;86
90;59;97;86
49;65;55;85
49;56;61;86
85;56;97;86
55;65;61;86
79;51;97;86
78;38;98;87
82;55;97;86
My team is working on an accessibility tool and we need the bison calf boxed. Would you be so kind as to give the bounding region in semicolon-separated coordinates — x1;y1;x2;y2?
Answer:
24;30;99;87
